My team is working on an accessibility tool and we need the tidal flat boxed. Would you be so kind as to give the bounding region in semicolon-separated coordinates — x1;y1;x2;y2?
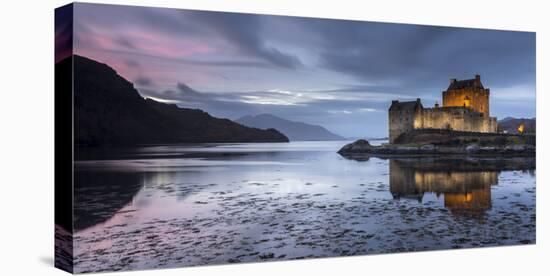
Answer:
72;141;535;273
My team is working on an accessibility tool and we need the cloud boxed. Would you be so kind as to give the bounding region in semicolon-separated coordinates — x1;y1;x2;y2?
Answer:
328;108;379;115
490;84;536;101
358;108;378;112
184;11;303;69
306;20;535;94
55;4;73;62
134;76;153;86
113;36;137;49
71;3;536;138
177;82;203;96
144;96;181;104
74;4;302;69
138;80;388;120
328;110;353;115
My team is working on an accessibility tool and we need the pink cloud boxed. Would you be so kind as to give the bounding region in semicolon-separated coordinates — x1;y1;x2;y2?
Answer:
73;25;238;93
124;29;214;58
76;26;215;60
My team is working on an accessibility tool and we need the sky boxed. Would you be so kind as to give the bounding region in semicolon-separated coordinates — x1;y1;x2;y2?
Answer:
66;3;535;138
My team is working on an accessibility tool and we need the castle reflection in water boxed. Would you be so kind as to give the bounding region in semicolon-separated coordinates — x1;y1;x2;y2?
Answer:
388;157;534;216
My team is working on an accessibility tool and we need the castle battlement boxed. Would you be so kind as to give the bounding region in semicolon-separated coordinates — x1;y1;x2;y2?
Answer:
388;75;498;143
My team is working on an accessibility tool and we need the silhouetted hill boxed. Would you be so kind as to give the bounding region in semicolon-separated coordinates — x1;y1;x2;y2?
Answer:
59;55;289;146
498;117;536;134
236;114;344;141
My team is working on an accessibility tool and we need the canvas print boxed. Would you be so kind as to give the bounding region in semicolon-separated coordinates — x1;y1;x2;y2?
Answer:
55;2;536;273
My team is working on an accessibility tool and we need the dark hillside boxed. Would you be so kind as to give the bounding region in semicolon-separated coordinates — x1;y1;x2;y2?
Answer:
59;55;289;146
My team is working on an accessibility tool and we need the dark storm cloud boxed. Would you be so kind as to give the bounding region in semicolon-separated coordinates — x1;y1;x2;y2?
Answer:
134;76;152;86
113;36;137;49
74;4;302;69
138;83;265;120
183;11;303;69
300;19;535;93
175;82;210;101
140;81;215;105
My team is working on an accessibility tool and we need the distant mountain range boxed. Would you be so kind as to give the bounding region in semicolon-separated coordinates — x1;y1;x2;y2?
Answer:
62;55;289;147
236;114;345;141
498;117;536;134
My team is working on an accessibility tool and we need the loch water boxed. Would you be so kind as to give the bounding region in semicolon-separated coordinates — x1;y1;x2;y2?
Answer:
71;141;536;273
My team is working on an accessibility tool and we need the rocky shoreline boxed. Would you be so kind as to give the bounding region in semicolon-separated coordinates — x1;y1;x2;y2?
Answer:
338;139;535;156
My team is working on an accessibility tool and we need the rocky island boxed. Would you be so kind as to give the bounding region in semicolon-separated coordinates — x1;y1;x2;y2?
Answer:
339;75;535;157
338;75;536;157
338;129;535;157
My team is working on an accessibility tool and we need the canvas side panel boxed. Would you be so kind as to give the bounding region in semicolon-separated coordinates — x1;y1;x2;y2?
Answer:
54;3;74;273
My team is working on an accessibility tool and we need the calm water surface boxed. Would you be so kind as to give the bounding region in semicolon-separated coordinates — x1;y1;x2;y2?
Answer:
72;141;536;273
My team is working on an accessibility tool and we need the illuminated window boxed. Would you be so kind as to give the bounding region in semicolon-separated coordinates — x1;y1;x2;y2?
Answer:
463;96;471;107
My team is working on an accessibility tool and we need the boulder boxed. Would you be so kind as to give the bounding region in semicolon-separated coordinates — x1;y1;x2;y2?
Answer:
338;139;373;153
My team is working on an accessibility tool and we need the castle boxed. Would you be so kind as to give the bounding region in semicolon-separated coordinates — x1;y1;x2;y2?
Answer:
389;159;495;215
389;75;498;143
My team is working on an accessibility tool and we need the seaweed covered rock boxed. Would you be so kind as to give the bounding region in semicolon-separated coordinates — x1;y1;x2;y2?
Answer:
337;139;373;154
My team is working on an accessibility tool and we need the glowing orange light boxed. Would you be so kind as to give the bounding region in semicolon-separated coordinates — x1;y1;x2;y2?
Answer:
463;97;471;108
518;123;525;134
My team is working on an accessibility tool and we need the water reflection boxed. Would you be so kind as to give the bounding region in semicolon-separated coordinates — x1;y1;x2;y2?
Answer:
388;157;535;216
74;170;209;231
71;142;536;272
74;171;143;230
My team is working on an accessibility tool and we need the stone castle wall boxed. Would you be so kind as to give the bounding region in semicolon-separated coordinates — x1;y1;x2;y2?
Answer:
389;107;497;143
415;107;497;133
388;108;417;143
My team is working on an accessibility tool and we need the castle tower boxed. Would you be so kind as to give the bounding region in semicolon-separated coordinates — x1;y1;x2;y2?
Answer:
388;98;423;143
442;74;490;117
